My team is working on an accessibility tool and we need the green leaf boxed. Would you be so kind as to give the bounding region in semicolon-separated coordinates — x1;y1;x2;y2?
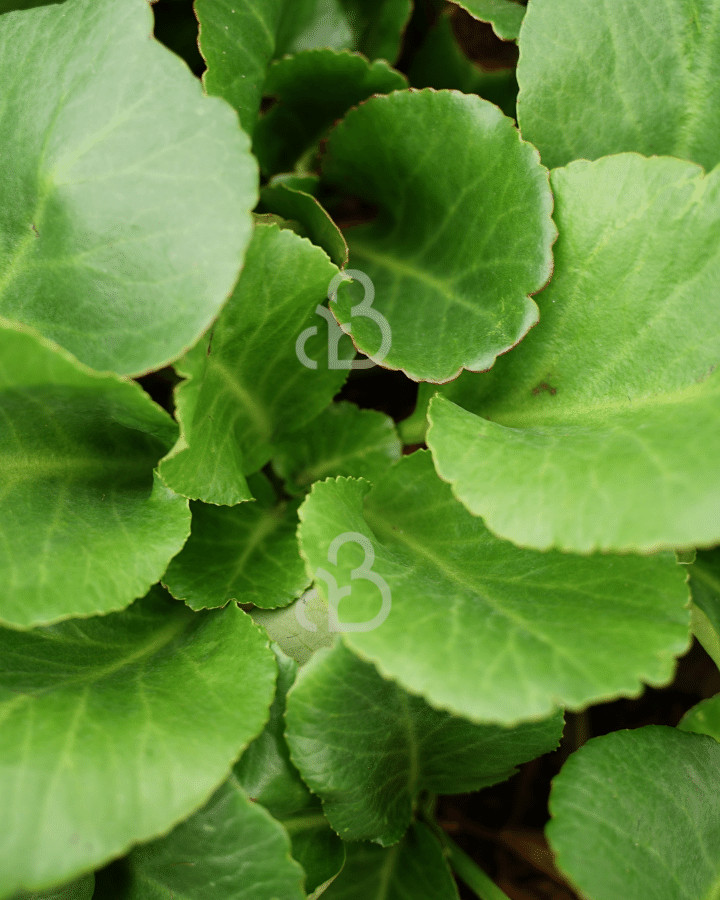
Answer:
259;180;348;268
272;401;402;495
0;586;277;896
547;726;720;900
679;693;720;742
447;0;526;41
322;89;555;382
119;776;306;900
9;873;94;900
286;640;563;844
408;11;518;119
0;0;256;376
0;321;190;629
159;223;346;505
162;480;309;611
687;549;720;669
297;451;690;724
517;0;720;171
253;49;407;176
427;154;720;552
236;645;345;894
338;0;412;63
252;590;336;666
322;823;460;900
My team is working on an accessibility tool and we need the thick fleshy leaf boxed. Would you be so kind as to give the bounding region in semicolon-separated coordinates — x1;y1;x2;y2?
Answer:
252;590;336;666
253;49;407;176
0;322;189;629
272;401;402;496
10;874;94;900
286;640;563;844
0;0;256;375
0;587;277;896
547;727;720;900
428;154;720;552
338;0;412;63
408;11;518;119
322;823;460;900
163;475;308;611
297;451;690;724
259;180;348;267
159;223;346;505
321;89;555;382
517;0;720;171
236;645;345;894
119;776;306;900
447;0;525;41
679;693;720;742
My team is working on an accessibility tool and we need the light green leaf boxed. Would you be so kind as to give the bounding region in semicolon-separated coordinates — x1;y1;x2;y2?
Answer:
0;321;189;629
252;590;336;666
338;0;412;62
408;11;518;119
236;645;345;894
159;223;346;505
272;401;402;495
679;692;720;742
322;823;460;900
297;451;690;724
447;0;526;41
322;89;555;382
0;586;277;896
120;776;306;900
0;0;256;375
253;49;407;176
517;0;720;171
427;154;720;552
286;640;563;844
260;180;348;268
547;726;720;900
10;873;94;900
162;476;309;611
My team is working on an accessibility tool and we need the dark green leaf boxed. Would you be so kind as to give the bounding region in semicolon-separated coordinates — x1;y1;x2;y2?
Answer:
253;49;407;176
286;640;564;843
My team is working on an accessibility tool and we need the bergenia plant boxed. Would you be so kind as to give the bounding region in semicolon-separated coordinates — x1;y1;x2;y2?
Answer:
2;0;720;898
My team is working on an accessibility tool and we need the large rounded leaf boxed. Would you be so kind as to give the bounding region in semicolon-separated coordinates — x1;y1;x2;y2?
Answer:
547;727;720;900
285;640;563;844
321;89;555;382
0;587;277;896
0;322;189;629
428;155;720;552
517;0;720;171
0;0;256;375
297;451;690;724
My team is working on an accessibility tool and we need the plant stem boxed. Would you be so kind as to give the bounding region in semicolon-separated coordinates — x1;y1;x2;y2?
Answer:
423;813;513;900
